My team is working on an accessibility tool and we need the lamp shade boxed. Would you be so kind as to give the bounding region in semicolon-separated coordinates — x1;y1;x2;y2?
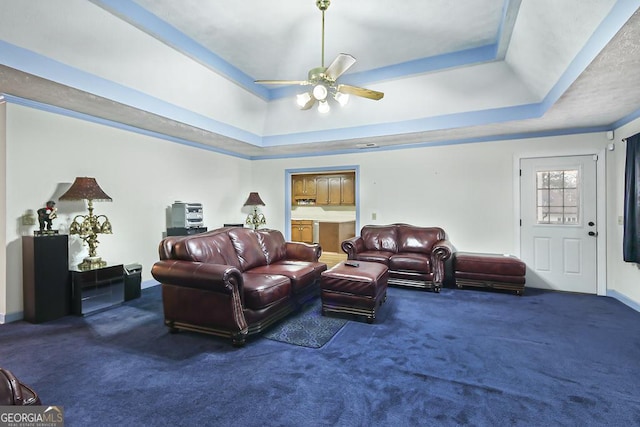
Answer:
59;177;112;201
243;192;265;207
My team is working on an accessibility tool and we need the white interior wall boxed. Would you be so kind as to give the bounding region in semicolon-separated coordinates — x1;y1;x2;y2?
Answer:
3;103;640;321
609;116;640;306
2;104;253;320
253;133;609;255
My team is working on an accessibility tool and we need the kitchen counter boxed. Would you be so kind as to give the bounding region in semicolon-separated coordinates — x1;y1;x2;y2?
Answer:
319;221;356;254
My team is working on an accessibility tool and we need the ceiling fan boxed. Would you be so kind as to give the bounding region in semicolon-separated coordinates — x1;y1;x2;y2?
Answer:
255;0;384;113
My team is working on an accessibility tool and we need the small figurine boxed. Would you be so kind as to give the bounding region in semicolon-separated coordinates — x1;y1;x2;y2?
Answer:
37;201;57;232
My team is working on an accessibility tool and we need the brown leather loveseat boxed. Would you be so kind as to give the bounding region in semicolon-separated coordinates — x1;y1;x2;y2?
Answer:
151;227;327;346
341;223;453;292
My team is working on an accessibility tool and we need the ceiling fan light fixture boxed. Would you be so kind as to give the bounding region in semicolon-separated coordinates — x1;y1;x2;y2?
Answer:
312;84;328;101
296;92;313;108
318;100;330;114
254;0;384;112
334;91;349;106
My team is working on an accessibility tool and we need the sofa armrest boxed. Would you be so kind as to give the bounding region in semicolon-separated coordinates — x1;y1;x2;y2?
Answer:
431;239;454;285
341;236;364;259
151;260;243;295
285;241;322;261
432;239;454;261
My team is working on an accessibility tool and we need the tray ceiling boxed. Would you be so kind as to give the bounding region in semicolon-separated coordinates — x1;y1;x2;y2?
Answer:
0;0;639;158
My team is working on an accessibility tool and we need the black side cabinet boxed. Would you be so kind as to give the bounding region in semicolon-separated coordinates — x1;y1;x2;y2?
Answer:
71;264;124;316
22;234;70;323
166;227;208;236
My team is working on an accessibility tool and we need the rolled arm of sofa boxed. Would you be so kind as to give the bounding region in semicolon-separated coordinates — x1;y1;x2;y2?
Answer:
341;236;364;259
431;239;454;285
285;241;322;261
151;260;243;295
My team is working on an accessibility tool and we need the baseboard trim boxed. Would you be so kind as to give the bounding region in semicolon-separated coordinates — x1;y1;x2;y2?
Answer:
607;290;640;313
0;311;24;324
142;280;160;289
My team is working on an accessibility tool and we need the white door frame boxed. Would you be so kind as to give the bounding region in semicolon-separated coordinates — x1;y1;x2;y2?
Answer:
513;148;607;296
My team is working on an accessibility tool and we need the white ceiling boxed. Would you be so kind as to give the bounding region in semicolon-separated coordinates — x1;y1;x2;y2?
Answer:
132;0;506;79
1;0;639;159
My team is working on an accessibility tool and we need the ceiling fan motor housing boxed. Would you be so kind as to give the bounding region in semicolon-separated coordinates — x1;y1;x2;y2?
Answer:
308;67;331;83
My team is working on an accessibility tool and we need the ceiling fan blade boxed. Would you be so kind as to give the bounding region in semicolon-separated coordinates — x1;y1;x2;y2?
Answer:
300;97;315;110
337;84;384;101
325;54;356;80
255;80;310;86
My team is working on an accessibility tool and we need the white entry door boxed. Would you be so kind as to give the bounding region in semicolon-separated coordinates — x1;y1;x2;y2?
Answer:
520;155;598;294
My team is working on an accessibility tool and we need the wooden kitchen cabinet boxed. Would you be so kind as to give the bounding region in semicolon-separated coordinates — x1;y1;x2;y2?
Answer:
315;173;355;206
340;174;355;205
291;220;314;243
314;176;330;205
292;175;316;200
292;172;355;206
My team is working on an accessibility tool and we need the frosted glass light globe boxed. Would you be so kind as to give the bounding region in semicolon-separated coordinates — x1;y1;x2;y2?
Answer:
318;100;330;114
312;84;328;101
296;92;312;108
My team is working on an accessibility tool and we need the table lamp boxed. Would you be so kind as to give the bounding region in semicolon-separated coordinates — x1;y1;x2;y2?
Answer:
59;177;113;270
244;192;266;230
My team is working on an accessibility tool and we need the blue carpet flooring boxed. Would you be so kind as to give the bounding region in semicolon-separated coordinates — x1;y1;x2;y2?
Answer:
1;285;639;426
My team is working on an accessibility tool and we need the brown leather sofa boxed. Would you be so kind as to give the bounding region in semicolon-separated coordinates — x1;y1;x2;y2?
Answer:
151;227;327;346
0;368;40;406
341;224;453;292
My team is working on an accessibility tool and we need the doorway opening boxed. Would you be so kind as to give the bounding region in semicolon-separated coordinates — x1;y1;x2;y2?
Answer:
285;166;360;267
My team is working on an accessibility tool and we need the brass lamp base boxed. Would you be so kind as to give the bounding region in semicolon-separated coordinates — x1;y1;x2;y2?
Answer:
77;256;107;271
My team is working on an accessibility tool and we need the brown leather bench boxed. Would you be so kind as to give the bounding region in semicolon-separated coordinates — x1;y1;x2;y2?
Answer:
454;252;526;296
320;260;389;323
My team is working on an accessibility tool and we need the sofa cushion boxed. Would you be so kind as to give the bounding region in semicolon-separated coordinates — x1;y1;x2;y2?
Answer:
389;253;431;273
354;251;394;265
229;228;268;271
242;273;291;310
361;226;398;253
248;261;319;294
173;232;241;268
269;260;327;276
256;229;287;264
396;225;444;254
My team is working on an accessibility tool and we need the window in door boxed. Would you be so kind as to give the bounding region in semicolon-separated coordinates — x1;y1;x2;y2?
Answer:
536;169;579;225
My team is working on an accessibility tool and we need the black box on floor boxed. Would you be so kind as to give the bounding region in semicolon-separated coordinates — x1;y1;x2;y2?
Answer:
124;263;142;301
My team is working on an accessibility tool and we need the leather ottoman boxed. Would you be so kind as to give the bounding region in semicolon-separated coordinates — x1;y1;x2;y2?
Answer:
454;252;526;295
320;261;389;323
